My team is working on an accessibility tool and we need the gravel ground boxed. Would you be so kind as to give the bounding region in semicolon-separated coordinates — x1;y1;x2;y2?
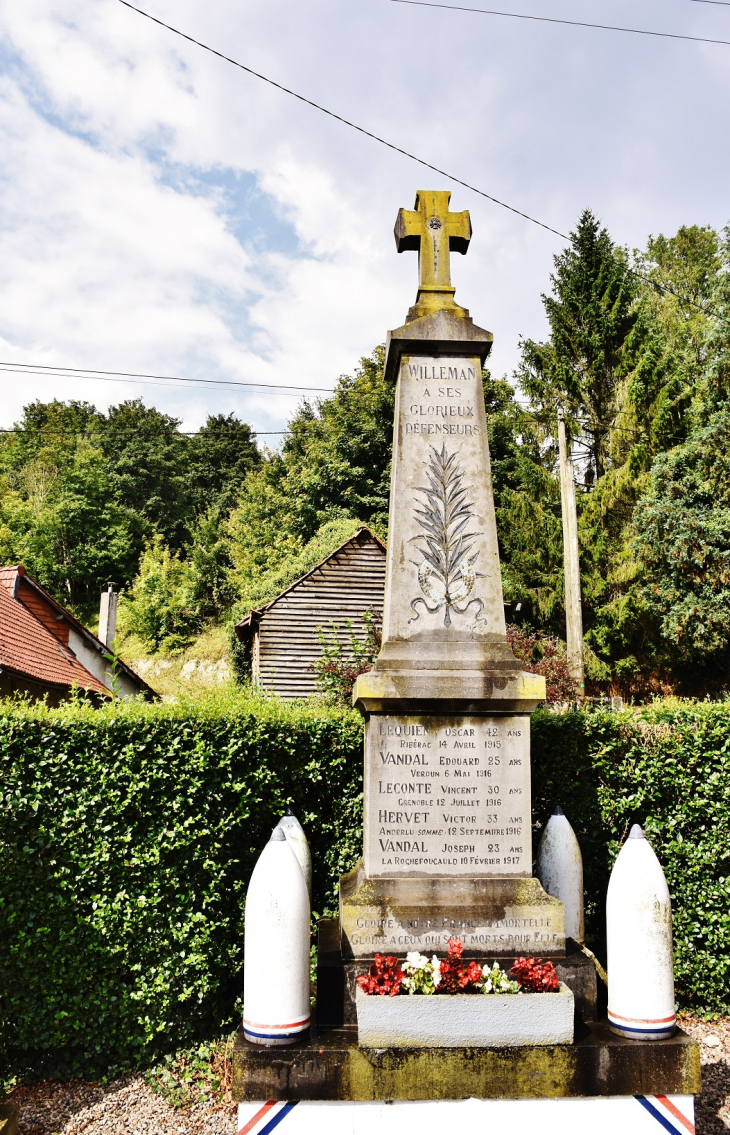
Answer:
678;1015;730;1134
10;1077;236;1135
9;1017;730;1134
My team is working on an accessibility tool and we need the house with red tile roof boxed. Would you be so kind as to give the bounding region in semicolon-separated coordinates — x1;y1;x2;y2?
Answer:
0;566;154;704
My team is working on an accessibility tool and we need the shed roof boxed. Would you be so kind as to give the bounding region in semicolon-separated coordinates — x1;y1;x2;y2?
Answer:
0;566;153;698
235;525;386;639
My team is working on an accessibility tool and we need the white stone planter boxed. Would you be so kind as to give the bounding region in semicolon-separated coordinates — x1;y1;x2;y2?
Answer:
355;982;574;1047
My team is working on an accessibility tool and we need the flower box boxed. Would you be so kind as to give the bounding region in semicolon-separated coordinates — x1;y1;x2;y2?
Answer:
355;982;575;1048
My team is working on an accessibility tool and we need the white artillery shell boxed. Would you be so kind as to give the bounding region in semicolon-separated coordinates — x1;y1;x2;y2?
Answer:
606;824;676;1040
243;828;311;1046
275;808;313;900
537;805;584;943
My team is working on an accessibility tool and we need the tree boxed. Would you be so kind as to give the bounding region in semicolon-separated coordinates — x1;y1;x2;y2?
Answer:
225;346;394;607
119;536;201;653
0;439;145;614
98;400;192;550
622;225;719;471
188;414;261;516
634;410;730;659
634;230;730;662
518;209;639;487
278;345;394;539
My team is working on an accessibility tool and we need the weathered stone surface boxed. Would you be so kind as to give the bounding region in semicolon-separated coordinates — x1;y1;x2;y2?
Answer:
232;1023;701;1101
339;861;565;960
316;919;597;1028
353;668;545;716
364;714;531;878
355;983;575;1048
0;1101;19;1135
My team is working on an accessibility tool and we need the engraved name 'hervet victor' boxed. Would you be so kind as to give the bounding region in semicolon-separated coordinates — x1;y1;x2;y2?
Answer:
364;717;531;877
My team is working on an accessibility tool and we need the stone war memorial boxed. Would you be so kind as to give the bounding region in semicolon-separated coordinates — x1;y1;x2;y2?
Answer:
233;191;701;1134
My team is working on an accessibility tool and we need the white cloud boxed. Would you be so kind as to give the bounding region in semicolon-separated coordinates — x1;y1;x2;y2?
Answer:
0;0;727;434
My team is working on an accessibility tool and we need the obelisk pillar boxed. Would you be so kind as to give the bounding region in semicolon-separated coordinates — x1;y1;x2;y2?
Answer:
340;191;564;961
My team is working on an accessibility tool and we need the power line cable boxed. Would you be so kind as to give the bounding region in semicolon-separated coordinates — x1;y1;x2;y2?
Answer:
389;0;730;46
117;2;711;317
0;426;288;435
688;0;730;6
0;360;333;395
117;0;567;241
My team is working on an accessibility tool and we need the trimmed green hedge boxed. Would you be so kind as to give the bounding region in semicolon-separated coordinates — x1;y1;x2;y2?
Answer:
0;694;728;1081
531;701;730;1018
0;692;363;1081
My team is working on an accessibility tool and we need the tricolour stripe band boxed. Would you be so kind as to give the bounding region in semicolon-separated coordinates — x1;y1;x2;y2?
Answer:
239;1102;276;1134
637;1096;695;1135
655;1095;696;1135
608;1016;676;1026
244;1026;309;1040
243;1016;310;1031
238;1101;298;1135
610;1021;676;1036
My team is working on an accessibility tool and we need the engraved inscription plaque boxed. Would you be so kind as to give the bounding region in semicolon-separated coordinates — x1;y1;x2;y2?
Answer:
363;715;532;878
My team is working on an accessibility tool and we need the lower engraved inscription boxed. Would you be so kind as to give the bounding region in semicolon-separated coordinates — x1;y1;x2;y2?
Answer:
364;715;531;877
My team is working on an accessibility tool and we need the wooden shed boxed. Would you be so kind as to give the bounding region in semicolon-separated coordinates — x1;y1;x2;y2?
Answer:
235;527;386;699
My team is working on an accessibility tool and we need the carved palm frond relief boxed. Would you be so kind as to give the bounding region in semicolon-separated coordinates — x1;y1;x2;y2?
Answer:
409;444;484;627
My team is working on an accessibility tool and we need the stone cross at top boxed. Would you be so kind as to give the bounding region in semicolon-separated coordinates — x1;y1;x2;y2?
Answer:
394;190;471;313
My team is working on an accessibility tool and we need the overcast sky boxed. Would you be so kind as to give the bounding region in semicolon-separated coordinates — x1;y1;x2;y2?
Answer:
0;0;728;439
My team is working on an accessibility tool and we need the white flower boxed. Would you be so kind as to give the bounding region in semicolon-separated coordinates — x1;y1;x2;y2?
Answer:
431;956;442;987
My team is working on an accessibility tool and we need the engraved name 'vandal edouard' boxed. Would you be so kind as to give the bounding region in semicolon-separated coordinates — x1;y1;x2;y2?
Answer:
409;444;484;628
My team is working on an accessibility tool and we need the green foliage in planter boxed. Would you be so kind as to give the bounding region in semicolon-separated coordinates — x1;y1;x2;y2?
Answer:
0;695;729;1083
0;692;362;1082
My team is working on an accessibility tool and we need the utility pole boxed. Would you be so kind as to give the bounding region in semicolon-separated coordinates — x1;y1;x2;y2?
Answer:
557;407;585;693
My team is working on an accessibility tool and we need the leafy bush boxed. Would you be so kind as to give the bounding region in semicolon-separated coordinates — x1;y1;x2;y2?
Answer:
119;536;202;653
506;624;579;703
311;610;382;703
531;700;730;1016
0;696;729;1082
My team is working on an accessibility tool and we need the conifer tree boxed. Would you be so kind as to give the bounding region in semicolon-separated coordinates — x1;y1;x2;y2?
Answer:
518;209;637;486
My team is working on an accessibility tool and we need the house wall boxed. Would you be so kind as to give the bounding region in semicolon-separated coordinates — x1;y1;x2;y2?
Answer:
0;670;68;707
256;534;386;699
67;629;141;700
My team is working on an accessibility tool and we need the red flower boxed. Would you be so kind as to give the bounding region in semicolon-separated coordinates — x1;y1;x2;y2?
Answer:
510;956;560;992
357;953;404;996
437;938;483;994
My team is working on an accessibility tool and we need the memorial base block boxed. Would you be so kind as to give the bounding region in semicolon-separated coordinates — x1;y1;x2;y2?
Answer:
318;917;598;1026
231;1022;700;1101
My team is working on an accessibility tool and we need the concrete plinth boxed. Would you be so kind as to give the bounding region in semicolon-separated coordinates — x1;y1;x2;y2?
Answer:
0;1101;19;1135
238;1095;697;1135
340;861;566;959
232;1021;700;1102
